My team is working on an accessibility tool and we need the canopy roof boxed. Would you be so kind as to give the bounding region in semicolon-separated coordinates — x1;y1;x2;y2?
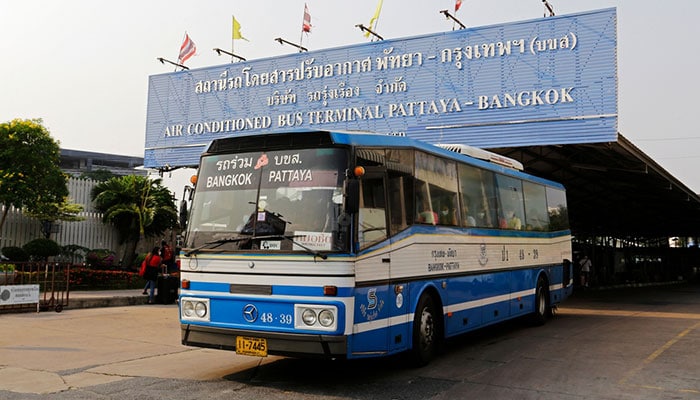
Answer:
490;134;700;239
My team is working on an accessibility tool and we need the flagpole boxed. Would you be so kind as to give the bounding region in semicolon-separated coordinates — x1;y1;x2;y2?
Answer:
231;15;236;62
373;0;383;42
366;0;383;42
176;31;187;71
374;17;381;42
299;7;304;52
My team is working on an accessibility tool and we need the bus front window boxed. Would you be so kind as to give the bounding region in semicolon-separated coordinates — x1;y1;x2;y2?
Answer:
186;148;349;253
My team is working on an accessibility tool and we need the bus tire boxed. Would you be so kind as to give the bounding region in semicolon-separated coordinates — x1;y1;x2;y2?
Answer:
410;293;440;366
531;275;550;326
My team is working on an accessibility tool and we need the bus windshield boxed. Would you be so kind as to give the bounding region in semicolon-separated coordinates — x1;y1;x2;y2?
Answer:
185;147;349;253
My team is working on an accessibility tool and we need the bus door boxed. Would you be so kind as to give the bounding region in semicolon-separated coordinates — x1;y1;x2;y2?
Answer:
353;167;394;355
385;165;414;354
356;167;415;354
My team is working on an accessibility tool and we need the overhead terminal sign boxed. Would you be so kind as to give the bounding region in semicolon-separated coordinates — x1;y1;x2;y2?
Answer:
144;8;617;168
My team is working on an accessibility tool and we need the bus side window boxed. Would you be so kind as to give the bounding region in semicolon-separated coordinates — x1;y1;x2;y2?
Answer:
458;164;497;228
415;181;436;225
523;181;548;231
385;148;414;235
358;177;387;248
546;186;569;231
388;172;413;235
495;174;525;230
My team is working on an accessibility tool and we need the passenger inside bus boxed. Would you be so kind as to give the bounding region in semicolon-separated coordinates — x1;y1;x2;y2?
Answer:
439;202;457;225
417;200;438;225
462;198;477;227
506;210;522;230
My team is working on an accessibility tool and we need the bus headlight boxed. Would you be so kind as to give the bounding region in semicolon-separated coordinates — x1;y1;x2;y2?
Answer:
318;309;334;327
183;301;195;317
302;309;317;325
195;302;208;318
295;304;337;331
181;297;210;322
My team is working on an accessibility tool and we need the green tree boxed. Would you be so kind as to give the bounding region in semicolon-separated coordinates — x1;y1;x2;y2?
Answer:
79;169;116;182
26;197;84;239
0;118;68;233
91;175;177;266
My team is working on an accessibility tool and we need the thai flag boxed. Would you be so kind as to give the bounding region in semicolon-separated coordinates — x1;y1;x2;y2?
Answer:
302;3;312;32
178;33;196;64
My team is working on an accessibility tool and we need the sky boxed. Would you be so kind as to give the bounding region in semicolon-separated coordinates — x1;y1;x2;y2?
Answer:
1;0;699;198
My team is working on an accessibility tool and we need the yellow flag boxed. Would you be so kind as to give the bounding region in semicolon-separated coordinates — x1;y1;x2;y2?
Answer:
365;0;383;37
232;16;249;41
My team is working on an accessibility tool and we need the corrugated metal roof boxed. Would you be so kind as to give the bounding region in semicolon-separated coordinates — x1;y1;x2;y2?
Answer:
490;134;700;238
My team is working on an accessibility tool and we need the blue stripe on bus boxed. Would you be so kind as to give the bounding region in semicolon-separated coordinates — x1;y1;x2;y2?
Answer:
358;224;571;255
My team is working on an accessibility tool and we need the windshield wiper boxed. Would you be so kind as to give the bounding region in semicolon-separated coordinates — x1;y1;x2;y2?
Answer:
184;235;252;257
263;234;328;260
184;234;328;260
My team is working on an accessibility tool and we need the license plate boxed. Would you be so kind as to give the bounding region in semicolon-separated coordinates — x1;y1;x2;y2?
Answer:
236;336;268;357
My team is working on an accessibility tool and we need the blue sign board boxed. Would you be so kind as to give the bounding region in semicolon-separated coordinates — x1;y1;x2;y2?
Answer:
145;8;617;168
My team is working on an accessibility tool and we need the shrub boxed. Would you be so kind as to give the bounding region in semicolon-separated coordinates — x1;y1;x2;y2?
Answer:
0;263;15;272
85;249;117;269
59;244;89;264
0;263;16;284
69;267;143;290
23;239;61;260
1;246;29;262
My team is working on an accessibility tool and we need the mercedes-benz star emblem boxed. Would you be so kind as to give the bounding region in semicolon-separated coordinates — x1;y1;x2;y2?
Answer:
242;304;258;323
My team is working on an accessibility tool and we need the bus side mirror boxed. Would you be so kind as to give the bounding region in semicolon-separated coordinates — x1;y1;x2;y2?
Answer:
345;179;359;214
179;200;188;229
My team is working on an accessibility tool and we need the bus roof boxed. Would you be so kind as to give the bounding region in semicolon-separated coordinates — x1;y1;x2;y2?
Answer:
204;130;564;188
322;131;562;188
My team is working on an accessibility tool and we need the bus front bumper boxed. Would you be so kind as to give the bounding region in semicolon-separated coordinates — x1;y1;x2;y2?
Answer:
181;324;347;359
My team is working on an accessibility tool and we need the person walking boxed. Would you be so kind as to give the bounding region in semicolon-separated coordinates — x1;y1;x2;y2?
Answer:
579;255;592;288
160;240;175;273
142;246;163;304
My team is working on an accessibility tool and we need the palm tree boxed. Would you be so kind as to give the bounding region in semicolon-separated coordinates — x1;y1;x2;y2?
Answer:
91;175;177;267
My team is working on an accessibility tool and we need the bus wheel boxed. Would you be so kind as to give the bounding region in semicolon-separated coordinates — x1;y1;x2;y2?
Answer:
410;294;440;366
531;275;550;326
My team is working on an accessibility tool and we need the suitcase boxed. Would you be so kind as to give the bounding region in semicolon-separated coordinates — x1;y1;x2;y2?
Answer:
156;275;179;304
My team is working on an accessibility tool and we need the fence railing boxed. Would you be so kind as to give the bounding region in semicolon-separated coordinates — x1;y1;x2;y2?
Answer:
0;262;70;313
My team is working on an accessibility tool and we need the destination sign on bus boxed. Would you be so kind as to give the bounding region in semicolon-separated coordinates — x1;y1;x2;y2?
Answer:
199;149;344;192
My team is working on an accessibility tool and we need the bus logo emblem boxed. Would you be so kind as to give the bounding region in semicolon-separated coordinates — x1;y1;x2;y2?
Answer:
367;288;377;310
243;304;258;323
478;243;489;266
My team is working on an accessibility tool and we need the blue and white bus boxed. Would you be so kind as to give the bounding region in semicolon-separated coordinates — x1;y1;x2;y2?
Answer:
179;130;572;364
